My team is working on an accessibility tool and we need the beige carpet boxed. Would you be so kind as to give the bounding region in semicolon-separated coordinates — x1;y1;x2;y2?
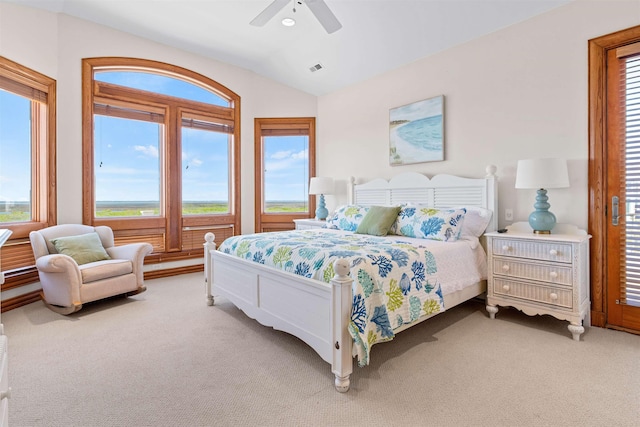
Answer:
3;273;639;426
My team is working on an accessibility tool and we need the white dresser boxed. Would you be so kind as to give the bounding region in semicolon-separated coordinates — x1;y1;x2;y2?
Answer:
485;222;591;341
293;218;327;230
0;228;12;426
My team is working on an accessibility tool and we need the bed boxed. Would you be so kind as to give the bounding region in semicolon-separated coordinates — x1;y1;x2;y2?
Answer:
204;167;498;392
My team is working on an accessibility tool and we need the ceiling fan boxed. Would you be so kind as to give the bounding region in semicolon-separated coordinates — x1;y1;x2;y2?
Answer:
250;0;342;34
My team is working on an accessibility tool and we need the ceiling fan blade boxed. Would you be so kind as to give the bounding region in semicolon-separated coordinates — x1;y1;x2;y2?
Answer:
250;0;290;27
305;0;342;34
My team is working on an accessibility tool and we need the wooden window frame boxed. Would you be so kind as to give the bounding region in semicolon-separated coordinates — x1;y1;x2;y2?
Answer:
0;56;56;290
254;117;316;232
82;58;240;259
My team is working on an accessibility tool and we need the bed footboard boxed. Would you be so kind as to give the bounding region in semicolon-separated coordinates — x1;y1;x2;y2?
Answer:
204;233;355;392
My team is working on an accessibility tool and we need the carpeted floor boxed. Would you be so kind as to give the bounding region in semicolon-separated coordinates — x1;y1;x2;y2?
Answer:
3;272;639;426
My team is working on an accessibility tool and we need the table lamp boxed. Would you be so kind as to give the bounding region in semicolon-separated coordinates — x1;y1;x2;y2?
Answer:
309;177;334;220
515;158;569;234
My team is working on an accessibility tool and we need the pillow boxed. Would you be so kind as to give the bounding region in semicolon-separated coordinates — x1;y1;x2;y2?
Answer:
325;205;370;231
390;206;466;242
355;205;402;236
457;206;493;239
50;232;111;265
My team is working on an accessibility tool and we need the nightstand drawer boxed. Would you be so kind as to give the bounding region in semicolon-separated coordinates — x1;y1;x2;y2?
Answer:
493;278;573;309
492;238;572;263
492;258;573;286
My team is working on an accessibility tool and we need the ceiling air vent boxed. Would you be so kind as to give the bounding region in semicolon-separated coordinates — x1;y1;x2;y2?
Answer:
309;63;324;73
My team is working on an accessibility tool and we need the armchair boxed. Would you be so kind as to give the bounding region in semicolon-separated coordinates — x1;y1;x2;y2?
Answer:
29;224;153;314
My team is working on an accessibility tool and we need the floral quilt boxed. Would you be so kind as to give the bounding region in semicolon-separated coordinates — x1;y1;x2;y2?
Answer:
218;229;444;367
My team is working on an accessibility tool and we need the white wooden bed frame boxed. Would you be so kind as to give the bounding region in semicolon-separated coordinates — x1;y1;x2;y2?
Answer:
204;167;498;392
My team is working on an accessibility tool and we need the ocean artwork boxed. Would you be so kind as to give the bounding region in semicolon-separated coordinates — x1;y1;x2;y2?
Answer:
389;95;444;165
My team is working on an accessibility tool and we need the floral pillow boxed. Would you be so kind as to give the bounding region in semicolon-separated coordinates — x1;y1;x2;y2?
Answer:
325;205;370;232
390;206;467;242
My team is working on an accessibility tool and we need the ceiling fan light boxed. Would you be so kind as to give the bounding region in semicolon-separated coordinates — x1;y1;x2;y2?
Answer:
281;17;296;27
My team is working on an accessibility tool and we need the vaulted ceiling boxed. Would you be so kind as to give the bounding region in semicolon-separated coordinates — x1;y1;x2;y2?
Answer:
4;0;572;95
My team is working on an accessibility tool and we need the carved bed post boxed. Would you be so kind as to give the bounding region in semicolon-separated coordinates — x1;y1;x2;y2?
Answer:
204;232;216;306
331;259;354;392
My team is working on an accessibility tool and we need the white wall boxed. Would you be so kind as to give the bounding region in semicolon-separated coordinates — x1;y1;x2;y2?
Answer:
317;0;640;230
0;2;318;235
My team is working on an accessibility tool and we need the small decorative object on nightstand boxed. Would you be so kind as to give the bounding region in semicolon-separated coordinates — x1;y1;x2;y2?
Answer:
294;218;327;230
515;158;570;234
485;222;591;341
309;177;334;220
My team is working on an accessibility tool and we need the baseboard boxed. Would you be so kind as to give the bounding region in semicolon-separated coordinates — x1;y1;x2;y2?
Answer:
1;290;41;312
144;264;203;280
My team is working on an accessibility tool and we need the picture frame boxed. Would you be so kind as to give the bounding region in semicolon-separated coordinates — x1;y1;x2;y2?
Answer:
389;95;444;166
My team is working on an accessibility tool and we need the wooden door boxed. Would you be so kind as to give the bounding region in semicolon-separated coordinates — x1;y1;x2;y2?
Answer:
605;43;640;331
590;26;640;333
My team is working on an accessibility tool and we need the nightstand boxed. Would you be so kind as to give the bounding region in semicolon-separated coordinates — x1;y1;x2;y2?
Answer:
485;222;591;341
293;218;327;230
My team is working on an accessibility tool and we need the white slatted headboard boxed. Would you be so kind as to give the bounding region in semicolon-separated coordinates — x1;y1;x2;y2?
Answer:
349;166;498;232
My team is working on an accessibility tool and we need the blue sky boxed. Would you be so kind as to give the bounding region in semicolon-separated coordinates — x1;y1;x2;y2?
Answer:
1;72;309;204
0;90;31;204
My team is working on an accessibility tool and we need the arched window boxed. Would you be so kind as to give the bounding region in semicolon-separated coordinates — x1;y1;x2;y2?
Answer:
82;58;240;262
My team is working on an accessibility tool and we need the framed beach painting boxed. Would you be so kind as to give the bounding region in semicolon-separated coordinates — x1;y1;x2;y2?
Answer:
389;95;444;165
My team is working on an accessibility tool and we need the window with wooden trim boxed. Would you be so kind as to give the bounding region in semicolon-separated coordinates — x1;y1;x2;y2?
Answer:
254;118;316;232
0;56;56;287
82;58;240;259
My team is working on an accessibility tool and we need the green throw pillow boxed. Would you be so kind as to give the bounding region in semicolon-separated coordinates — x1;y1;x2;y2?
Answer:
51;232;111;265
355;205;402;236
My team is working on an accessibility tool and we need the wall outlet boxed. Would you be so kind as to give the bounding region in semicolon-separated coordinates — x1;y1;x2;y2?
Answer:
505;208;513;221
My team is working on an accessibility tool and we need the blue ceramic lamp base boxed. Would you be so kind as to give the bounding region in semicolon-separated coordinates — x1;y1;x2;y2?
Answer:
315;194;329;220
528;188;556;234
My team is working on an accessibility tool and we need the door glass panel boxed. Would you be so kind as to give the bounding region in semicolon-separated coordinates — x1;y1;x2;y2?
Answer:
0;90;32;223
624;54;640;307
94;115;162;217
263;135;309;213
181;126;230;215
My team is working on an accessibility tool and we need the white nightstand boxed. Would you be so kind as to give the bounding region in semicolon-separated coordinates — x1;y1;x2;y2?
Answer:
485;222;591;341
293;218;327;230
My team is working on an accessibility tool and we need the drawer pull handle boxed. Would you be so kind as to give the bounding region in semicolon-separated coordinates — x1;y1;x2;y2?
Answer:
549;249;558;256
502;284;510;292
502;265;510;272
549;271;558;279
550;292;558;300
502;245;510;251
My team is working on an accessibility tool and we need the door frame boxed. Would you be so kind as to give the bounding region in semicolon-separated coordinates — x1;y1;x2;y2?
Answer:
588;25;640;328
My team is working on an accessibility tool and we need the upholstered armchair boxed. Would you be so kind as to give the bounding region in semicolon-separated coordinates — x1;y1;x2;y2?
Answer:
29;224;153;314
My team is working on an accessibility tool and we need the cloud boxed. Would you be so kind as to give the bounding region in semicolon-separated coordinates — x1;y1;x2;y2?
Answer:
182;151;204;167
271;150;292;160
266;149;308;172
270;149;307;161
134;145;159;158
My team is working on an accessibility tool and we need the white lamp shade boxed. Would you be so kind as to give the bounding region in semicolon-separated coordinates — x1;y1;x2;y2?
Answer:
515;158;570;189
309;177;334;195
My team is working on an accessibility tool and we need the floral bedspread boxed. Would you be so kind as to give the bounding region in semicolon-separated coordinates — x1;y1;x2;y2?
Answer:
218;229;444;366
